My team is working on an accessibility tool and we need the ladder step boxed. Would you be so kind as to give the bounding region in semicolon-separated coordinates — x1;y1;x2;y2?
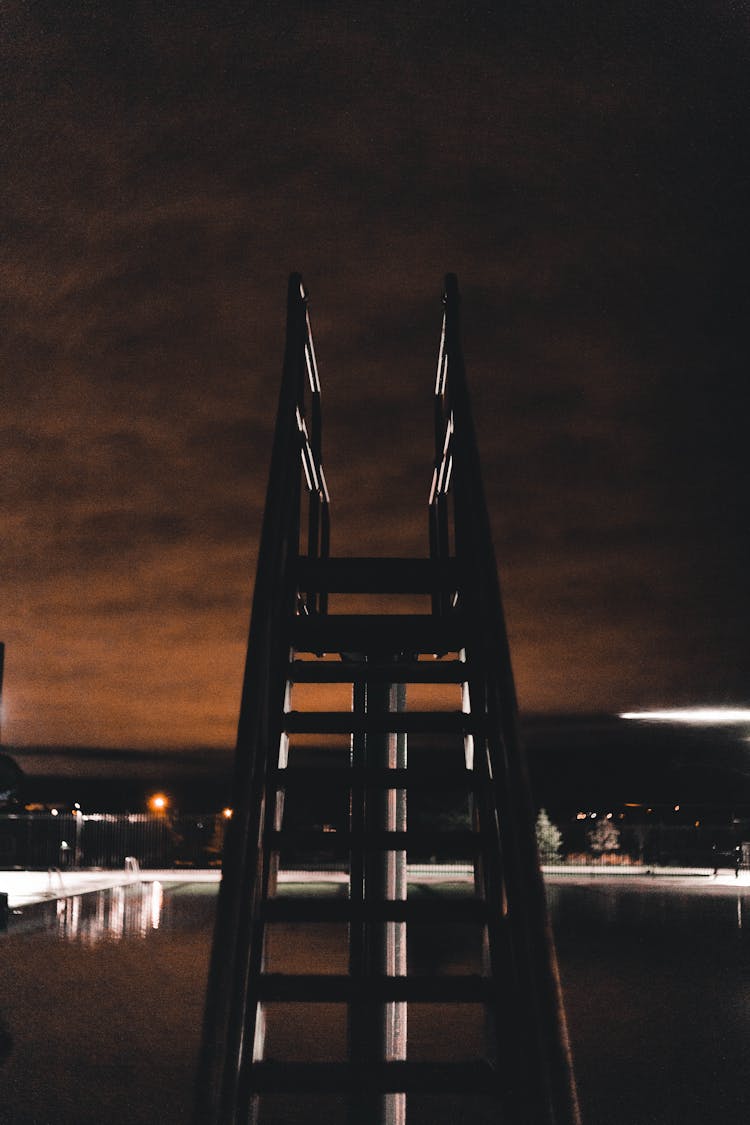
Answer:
272;765;480;792
269;829;479;856
257;973;491;1003
284;710;472;735
292;614;466;655
249;1059;498;1094
296;555;461;598
296;556;459;594
289;659;469;684
263;897;487;924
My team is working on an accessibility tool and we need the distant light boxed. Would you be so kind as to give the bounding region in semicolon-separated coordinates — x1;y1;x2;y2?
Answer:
51;808;58;817
148;793;168;813
620;708;750;725
674;805;680;812
589;812;597;819
222;808;233;819
605;812;613;819
74;803;81;810
576;812;586;821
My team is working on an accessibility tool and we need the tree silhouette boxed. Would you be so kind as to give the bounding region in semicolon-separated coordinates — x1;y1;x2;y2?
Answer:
535;807;563;863
587;818;620;855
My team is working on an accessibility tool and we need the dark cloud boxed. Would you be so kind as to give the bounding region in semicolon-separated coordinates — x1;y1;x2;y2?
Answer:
1;1;748;747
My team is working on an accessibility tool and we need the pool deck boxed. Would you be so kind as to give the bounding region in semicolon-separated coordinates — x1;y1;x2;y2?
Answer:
3;865;750;908
0;868;221;908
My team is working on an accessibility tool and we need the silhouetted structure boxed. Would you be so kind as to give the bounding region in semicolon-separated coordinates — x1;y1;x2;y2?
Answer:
196;276;580;1124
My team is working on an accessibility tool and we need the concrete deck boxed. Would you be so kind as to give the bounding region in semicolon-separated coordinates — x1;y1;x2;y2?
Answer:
3;864;749;909
0;868;221;908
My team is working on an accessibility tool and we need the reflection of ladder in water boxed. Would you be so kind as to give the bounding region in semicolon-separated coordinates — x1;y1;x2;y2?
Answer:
195;276;580;1124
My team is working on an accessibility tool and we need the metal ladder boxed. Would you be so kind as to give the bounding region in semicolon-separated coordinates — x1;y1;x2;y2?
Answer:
195;275;580;1124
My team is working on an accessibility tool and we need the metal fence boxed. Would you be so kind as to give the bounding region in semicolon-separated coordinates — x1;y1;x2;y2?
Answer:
0;812;228;870
2;812;748;874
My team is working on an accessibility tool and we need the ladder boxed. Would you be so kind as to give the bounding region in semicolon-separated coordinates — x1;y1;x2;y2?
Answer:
195;275;580;1124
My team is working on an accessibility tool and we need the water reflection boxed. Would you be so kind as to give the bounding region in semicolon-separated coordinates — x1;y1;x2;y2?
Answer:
544;881;750;1125
54;881;164;944
545;879;750;944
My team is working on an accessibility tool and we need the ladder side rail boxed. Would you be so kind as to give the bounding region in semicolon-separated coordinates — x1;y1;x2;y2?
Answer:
443;274;581;1125
484;668;581;1124
319;492;330;615
444;282;543;1108
301;304;330;615
195;274;310;1124
429;309;455;616
462;655;534;1117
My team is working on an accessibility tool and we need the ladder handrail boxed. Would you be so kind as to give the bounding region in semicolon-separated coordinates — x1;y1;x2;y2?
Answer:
195;274;328;1123
433;273;581;1124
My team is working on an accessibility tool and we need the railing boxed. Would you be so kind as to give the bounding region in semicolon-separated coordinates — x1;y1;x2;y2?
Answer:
1;813;743;875
429;275;581;1124
195;275;326;1123
296;293;330;615
0;813;229;870
428;295;457;617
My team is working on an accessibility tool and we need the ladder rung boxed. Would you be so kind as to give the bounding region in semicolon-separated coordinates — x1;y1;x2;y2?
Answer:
271;765;480;792
296;556;459;594
284;710;472;735
269;829;479;856
263;897;487;924
289;659;469;684
292;614;466;655
257;973;491;1003
249;1059;498;1094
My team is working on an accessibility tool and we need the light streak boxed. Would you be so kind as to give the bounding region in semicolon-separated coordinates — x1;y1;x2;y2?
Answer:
619;708;750;725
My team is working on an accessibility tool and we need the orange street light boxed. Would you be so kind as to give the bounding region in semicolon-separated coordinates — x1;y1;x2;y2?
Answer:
148;793;169;814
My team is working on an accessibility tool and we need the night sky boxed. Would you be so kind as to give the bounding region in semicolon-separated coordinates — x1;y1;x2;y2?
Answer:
2;2;748;753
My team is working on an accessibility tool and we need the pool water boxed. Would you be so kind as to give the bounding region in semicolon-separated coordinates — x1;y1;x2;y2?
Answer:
1;878;749;1124
549;880;750;1125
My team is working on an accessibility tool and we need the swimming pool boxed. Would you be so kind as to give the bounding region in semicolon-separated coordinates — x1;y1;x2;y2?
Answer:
1;877;748;1123
551;878;750;1125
